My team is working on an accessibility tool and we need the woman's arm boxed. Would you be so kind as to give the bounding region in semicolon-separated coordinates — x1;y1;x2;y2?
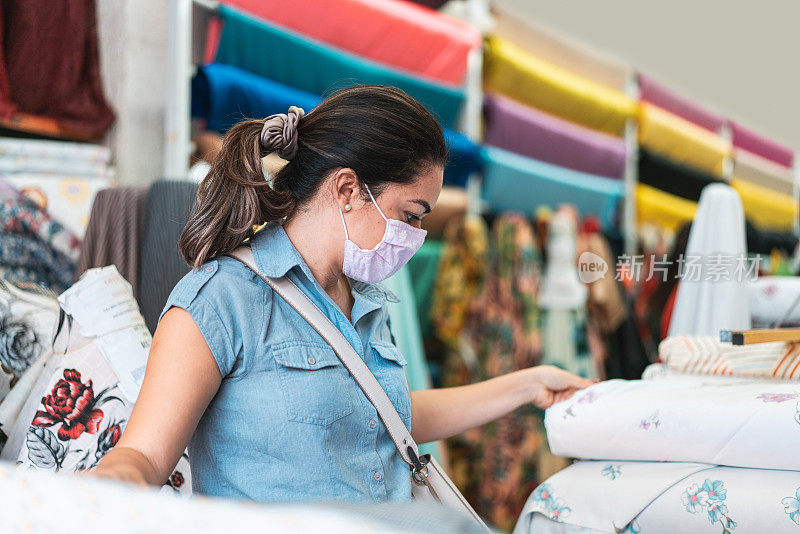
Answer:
92;307;222;485
410;366;594;444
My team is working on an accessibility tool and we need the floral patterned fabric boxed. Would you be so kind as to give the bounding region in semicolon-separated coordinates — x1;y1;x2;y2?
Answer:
0;233;75;292
546;377;800;471
0;267;191;495
0;279;59;406
515;461;800;534
437;215;544;531
430;216;488;350
0;197;81;263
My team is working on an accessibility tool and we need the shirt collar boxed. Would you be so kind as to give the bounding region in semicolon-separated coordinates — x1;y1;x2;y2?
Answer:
250;222;314;281
251;221;400;305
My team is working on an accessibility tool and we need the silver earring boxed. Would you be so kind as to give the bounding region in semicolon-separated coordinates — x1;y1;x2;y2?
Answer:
344;204;352;212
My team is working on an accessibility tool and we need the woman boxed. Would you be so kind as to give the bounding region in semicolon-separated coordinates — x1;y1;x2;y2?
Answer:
95;85;592;502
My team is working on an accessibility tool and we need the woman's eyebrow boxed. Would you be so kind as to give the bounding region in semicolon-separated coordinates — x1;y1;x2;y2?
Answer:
411;199;432;214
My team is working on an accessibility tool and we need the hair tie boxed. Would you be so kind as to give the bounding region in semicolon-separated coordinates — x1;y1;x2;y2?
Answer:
260;106;305;160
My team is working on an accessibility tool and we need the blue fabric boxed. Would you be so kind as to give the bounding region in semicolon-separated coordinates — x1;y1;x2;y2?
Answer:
160;223;412;503
214;6;464;128
192;63;481;187
482;145;624;229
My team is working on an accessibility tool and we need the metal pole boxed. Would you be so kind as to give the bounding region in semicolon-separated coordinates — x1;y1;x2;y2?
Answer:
623;71;640;256
794;155;800;234
164;0;193;179
462;0;488;216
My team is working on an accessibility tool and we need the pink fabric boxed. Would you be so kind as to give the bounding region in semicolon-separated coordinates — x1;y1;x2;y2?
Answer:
638;74;725;133
731;122;794;169
216;0;480;85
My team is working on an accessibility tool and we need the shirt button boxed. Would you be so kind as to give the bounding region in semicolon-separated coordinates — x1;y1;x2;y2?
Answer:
373;472;382;481
204;266;213;272
307;356;316;365
368;419;377;429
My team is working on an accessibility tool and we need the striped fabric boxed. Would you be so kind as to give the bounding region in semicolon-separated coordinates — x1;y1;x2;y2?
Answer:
76;187;150;298
137;180;198;334
659;334;800;379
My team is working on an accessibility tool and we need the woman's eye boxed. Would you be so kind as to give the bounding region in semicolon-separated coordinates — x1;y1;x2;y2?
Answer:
405;212;422;224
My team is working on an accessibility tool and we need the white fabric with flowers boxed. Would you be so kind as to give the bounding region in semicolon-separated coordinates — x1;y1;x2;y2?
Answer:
0;266;190;494
515;461;800;534
545;377;800;470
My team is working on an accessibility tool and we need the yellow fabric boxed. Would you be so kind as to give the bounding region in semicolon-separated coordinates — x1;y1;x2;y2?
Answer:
636;184;697;232
730;178;797;232
483;36;636;136
638;103;731;177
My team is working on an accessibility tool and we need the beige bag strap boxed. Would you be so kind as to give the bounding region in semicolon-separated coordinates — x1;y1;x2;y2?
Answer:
228;246;422;468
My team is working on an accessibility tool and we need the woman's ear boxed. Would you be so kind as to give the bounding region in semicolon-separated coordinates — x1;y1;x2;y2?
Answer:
333;168;362;211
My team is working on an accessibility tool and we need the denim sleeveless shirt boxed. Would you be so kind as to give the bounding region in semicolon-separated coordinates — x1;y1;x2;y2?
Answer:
160;223;413;503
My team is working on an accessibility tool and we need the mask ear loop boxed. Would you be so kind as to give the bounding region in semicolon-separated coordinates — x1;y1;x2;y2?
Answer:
338;205;350;241
364;184;389;222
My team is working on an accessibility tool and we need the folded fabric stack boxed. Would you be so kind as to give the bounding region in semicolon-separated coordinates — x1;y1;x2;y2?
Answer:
515;372;800;532
0;266;190;495
0;137;113;238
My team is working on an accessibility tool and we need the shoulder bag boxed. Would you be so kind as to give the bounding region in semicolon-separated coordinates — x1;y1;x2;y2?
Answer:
228;247;490;532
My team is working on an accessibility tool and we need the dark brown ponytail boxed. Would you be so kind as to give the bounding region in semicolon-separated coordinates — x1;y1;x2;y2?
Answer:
180;85;448;269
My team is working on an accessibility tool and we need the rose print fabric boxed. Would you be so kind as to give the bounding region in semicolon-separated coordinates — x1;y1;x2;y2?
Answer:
0;309;134;472
545;377;800;470
0;266;191;494
0;278;59;402
515;461;800;534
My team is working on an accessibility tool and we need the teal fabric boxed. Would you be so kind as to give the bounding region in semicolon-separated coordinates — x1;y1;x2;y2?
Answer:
160;223;412;503
383;266;442;461
215;6;465;127
383;267;431;393
404;240;443;341
482;145;624;229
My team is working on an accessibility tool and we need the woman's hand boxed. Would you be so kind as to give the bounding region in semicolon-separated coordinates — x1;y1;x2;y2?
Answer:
526;365;596;410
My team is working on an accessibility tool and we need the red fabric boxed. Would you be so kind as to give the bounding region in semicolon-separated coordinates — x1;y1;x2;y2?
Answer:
0;0;114;140
217;0;480;85
203;17;224;65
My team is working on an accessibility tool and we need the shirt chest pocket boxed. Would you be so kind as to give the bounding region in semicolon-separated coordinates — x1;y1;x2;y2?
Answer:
272;341;358;426
371;342;412;426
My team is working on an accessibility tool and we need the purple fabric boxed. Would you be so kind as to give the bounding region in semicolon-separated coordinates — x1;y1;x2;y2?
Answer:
731;122;794;168
483;93;626;179
639;75;725;133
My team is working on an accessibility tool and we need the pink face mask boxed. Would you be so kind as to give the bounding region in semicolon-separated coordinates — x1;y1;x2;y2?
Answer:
339;185;427;284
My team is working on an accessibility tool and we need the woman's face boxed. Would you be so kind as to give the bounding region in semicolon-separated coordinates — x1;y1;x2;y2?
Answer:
347;165;443;250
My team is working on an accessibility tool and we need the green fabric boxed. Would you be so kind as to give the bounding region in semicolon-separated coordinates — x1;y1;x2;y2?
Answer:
383;266;442;461
405;240;443;341
215;6;465;127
